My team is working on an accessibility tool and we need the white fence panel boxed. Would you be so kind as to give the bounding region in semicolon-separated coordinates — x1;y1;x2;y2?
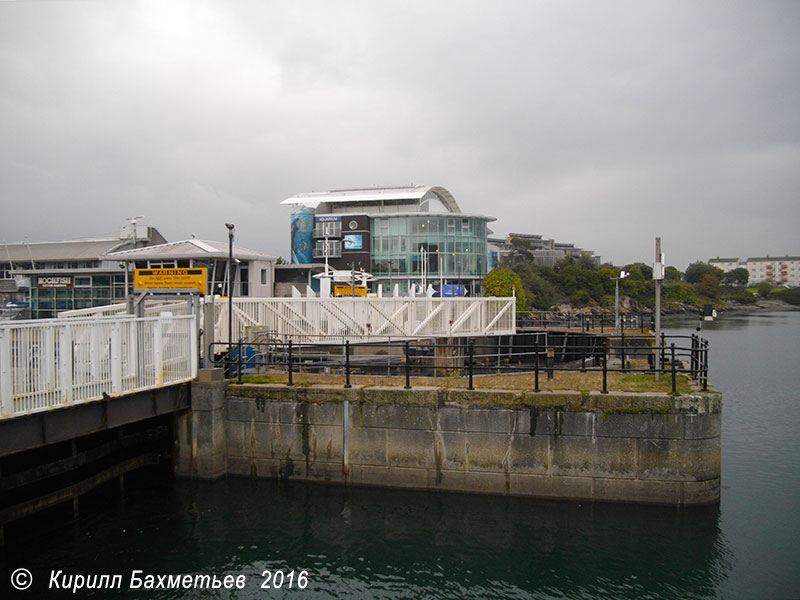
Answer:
0;315;197;419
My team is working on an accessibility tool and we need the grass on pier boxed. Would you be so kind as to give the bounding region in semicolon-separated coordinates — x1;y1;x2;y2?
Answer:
238;368;696;395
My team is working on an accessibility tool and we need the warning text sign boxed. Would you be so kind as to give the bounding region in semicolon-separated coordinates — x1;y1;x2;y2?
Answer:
135;268;207;294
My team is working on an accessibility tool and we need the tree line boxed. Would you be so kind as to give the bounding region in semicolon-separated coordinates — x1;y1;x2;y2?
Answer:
481;237;762;312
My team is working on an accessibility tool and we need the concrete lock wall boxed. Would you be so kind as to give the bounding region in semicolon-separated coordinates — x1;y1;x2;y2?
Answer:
176;372;721;506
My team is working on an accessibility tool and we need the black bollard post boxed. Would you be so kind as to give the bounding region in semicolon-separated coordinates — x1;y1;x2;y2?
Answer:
287;339;294;386
602;341;608;394
546;347;554;380
237;339;243;384
671;343;677;394
468;338;474;391
534;343;540;392
404;341;411;390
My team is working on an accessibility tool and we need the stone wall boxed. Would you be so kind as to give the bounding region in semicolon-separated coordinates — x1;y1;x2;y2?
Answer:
177;373;721;506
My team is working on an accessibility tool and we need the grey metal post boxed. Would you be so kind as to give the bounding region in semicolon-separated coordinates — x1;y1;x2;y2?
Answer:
226;223;235;358
203;296;215;368
655;237;662;381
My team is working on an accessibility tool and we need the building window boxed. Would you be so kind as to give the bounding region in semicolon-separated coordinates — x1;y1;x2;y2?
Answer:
261;269;268;285
313;240;342;258
447;219;455;234
74;276;92;287
314;220;342;238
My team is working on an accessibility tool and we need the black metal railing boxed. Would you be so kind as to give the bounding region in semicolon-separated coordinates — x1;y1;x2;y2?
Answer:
517;311;654;333
209;331;709;395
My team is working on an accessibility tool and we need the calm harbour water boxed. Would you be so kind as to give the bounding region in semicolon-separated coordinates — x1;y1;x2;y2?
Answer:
2;311;799;599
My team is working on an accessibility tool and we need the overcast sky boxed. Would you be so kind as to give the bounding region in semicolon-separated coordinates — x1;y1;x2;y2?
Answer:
1;0;798;270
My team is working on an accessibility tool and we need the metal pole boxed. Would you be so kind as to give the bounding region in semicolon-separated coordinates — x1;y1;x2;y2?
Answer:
404;341;411;389
671;342;676;394
534;342;540;392
287;339;294;386
226;223;234;359
703;340;709;391
654;237;662;381
237;339;243;384
615;278;620;335
345;340;351;388
468;338;474;391
602;341;608;394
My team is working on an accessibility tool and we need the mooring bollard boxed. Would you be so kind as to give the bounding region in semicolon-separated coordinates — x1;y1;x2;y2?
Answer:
344;340;352;388
287;339;294;386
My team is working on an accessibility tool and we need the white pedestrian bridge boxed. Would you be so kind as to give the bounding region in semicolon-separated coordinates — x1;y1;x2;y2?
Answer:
1;297;515;419
0;314;197;419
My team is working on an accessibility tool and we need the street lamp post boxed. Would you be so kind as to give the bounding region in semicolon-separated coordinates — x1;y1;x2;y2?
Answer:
225;223;235;360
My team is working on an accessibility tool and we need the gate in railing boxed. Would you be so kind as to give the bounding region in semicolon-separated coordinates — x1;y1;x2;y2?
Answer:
0;314;198;418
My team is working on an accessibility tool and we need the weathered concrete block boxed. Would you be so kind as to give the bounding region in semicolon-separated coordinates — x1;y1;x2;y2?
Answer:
196;368;223;383
592;391;672;415
307;424;343;463
226;397;255;422
592;437;637;479
438;431;467;471
308;401;343;426
520;390;584;410
508;434;549;475
514;408;557;436
595;412;683;440
349;426;387;466
593;478;682;505
683;412;721;440
225;420;247;458
682;478;720;505
384;405;436;430
361;386;439;407
509;474;593;500
437;406;465;432
387;428;435;468
557;411;596;437
550;436;595;477
191;380;228;411
463;408;513;434
637;438;721;481
466;432;509;472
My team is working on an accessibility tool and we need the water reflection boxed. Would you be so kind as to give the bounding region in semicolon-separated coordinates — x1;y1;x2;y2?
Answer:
5;475;730;599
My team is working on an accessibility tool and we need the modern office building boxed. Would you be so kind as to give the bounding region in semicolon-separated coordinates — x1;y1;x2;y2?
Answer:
282;185;495;295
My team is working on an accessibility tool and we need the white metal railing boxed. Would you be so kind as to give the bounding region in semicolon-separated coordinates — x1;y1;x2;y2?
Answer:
0;314;197;419
58;300;194;319
213;297;516;344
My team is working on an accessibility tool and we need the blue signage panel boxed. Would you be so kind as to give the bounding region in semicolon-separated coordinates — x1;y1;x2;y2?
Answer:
343;234;363;250
291;206;314;264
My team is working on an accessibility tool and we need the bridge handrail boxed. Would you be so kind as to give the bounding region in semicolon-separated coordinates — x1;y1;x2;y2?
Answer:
0;314;198;419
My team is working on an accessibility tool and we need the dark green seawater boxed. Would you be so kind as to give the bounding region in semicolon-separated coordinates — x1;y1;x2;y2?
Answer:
2;311;799;599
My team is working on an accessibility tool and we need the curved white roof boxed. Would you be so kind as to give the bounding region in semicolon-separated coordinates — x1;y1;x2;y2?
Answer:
281;185;461;213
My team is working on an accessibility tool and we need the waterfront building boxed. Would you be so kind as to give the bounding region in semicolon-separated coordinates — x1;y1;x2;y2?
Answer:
108;239;276;297
490;232;600;268
282;185;495;295
708;255;800;287
0;225;167;319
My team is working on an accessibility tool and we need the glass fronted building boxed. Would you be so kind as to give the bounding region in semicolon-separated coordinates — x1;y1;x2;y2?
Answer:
282;185;494;295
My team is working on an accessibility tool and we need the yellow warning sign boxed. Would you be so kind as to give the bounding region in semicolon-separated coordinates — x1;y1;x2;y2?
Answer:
135;268;207;294
334;284;368;297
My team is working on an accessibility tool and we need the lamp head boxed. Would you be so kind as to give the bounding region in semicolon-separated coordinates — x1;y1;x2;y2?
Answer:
225;223;235;231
